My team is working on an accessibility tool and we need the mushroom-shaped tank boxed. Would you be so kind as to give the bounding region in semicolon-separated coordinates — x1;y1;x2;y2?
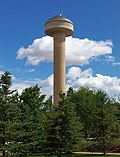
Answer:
45;15;74;37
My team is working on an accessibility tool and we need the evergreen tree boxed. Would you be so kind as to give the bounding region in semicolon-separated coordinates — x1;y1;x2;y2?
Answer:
17;85;45;156
0;71;20;157
45;93;83;155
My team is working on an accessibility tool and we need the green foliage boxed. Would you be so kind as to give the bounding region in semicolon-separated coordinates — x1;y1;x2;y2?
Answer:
113;99;120;139
0;71;119;156
0;72;20;157
16;85;46;156
0;72;46;157
67;87;119;154
45;93;83;155
67;87;97;139
93;91;118;154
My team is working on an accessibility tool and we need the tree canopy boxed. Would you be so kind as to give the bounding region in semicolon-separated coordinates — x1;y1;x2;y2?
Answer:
0;72;119;156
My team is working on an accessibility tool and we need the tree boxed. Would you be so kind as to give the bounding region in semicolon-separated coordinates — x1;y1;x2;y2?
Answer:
67;87;97;139
45;93;83;155
17;85;45;156
113;97;120;140
0;71;20;157
0;72;48;157
67;87;119;154
93;90;118;155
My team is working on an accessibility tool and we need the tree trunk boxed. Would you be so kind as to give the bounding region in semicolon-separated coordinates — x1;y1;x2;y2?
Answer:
2;124;6;157
2;150;5;157
103;138;106;155
2;138;5;157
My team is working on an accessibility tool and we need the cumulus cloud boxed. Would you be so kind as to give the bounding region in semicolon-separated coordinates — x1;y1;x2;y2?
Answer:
67;67;81;80
67;67;92;81
0;71;53;98
67;67;120;97
11;74;53;98
17;36;113;66
66;37;112;65
10;67;120;99
17;36;53;65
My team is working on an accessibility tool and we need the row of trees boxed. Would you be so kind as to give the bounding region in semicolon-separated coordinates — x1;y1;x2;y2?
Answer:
0;72;120;156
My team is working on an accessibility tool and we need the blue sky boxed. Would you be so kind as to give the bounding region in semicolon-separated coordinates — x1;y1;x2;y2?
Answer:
0;0;120;98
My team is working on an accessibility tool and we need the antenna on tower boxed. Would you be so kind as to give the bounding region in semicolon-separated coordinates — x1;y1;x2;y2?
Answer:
59;11;63;16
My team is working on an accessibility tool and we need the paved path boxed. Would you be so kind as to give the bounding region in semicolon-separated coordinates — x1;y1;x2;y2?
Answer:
73;152;120;156
1;151;120;156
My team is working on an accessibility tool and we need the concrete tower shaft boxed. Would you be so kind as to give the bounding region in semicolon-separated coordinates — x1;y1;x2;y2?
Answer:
45;15;74;104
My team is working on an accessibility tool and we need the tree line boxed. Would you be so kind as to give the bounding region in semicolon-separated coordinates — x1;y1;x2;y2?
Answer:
0;72;120;157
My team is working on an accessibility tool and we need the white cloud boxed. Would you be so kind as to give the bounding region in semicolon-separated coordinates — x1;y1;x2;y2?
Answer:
66;37;112;65
17;36;53;65
17;36;113;66
105;55;115;62
11;74;53;99
11;82;31;93
67;67;92;81
67;67;120;97
0;71;4;76
0;72;53;98
79;68;93;78
10;67;120;99
113;62;120;66
25;69;35;73
67;67;81;80
1;68;119;98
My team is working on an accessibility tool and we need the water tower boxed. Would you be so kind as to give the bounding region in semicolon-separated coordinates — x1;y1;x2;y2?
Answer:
45;15;74;104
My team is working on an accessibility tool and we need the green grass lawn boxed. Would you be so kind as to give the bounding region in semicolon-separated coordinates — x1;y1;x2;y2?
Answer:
29;156;119;157
29;155;119;157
